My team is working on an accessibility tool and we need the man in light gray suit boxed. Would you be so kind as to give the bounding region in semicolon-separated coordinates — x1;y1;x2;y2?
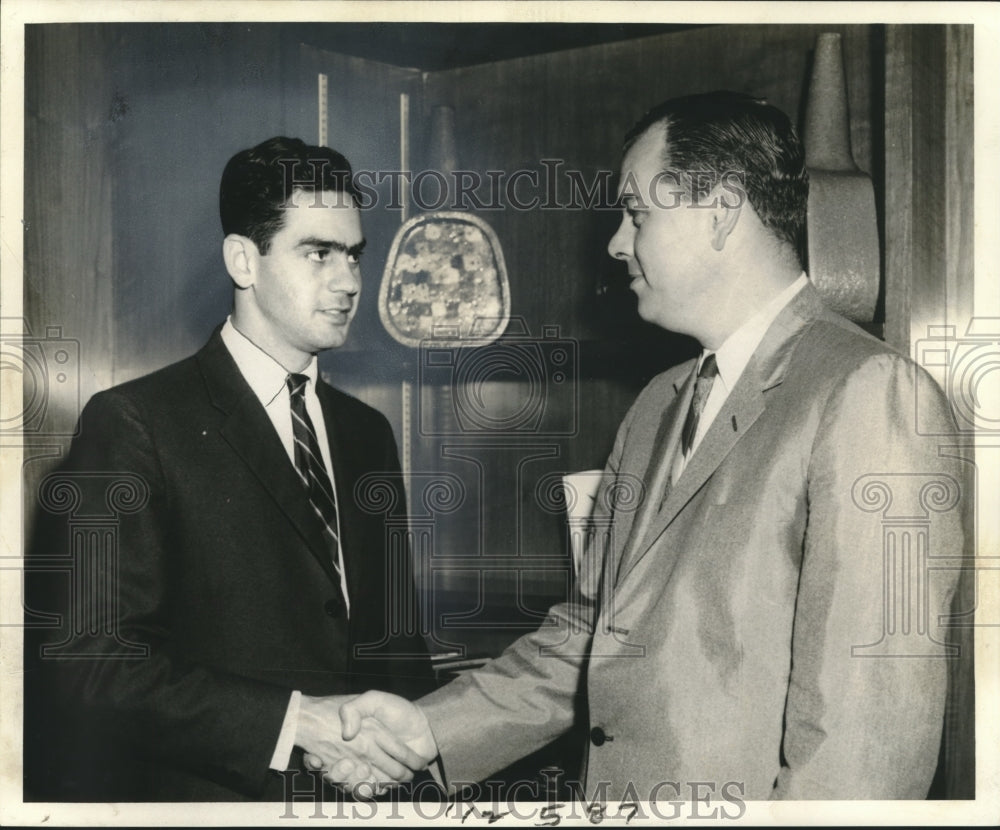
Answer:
319;91;964;800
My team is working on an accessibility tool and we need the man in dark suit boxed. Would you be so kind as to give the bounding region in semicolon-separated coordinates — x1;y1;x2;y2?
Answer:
24;137;433;801
324;92;965;800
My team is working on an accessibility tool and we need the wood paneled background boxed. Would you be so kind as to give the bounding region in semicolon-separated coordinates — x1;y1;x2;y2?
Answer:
22;22;974;798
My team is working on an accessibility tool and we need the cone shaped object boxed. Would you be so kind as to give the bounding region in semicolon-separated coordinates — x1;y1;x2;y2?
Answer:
804;33;880;323
804;33;856;171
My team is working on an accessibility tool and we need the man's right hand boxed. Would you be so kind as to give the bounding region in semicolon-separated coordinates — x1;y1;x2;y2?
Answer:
302;691;439;795
340;690;438;765
295;694;428;794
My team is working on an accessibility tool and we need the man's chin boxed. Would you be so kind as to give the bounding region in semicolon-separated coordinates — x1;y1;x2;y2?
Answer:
306;330;351;354
633;299;658;326
319;319;354;347
634;304;677;335
323;333;350;350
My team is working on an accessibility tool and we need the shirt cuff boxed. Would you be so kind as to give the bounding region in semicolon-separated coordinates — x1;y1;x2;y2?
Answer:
269;690;302;771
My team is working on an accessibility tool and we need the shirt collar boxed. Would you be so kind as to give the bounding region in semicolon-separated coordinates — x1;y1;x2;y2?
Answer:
220;316;319;407
701;272;809;392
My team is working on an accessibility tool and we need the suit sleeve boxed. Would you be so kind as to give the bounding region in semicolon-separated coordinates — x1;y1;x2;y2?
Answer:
39;389;293;796
417;399;640;787
772;354;964;798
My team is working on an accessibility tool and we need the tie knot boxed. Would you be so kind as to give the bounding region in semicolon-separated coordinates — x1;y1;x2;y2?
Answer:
698;354;718;381
286;373;309;399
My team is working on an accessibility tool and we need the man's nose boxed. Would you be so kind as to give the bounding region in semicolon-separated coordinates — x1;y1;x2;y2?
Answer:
327;257;360;295
607;217;633;261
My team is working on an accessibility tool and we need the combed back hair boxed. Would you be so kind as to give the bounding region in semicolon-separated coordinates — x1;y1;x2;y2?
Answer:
624;91;808;260
219;136;359;255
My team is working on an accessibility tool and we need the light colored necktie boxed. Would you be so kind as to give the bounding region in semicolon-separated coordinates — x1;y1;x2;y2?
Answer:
667;354;719;491
681;354;719;457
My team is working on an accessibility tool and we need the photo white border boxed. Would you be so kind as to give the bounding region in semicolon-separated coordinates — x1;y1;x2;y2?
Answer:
1;1;997;825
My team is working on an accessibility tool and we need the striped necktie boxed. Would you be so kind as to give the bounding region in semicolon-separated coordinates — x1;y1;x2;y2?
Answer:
286;373;346;599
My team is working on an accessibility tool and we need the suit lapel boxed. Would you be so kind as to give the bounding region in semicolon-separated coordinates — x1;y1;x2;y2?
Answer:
614;283;824;585
197;331;343;587
658;376;765;529
613;365;695;585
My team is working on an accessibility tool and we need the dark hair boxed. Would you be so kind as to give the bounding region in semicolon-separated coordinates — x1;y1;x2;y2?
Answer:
625;91;808;259
219;136;359;254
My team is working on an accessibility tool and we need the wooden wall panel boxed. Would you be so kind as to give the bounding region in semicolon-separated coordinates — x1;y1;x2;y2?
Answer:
944;26;975;337
884;24;975;800
22;24;118;533
107;24;316;383
941;23;975;801
885;24;974;352
24;25;116;415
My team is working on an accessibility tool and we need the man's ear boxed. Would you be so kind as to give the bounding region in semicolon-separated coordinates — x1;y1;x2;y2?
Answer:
223;234;258;289
709;189;742;252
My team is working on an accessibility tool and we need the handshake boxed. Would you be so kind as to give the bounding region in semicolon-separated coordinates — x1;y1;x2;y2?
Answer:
294;690;439;797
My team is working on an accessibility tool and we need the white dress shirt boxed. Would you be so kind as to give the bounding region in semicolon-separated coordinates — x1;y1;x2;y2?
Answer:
671;273;809;483
220;316;350;771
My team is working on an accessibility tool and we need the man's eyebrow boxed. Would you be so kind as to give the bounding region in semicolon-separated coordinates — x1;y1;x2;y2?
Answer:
296;236;367;257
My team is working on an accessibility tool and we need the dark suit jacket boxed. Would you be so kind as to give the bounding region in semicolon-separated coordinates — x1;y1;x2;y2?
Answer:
24;329;434;801
419;283;965;799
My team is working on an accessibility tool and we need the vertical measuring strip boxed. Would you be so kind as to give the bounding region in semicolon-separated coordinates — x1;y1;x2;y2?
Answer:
401;379;414;516
317;73;328;146
399;92;413;513
400;92;410;223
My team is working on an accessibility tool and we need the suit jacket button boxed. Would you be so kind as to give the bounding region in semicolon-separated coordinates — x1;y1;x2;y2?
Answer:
324;599;341;618
590;726;611;747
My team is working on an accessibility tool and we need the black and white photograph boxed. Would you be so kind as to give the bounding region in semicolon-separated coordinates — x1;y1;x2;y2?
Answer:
1;1;996;825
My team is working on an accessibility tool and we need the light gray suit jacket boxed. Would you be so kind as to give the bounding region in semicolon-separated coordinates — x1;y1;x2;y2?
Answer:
419;283;964;799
